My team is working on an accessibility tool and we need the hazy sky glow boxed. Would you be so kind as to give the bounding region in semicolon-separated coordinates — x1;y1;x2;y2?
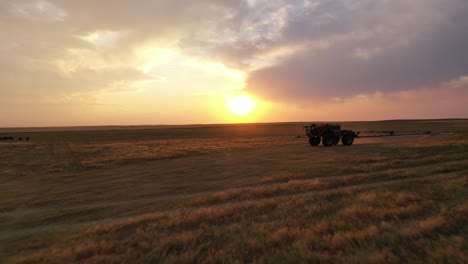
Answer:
1;0;467;126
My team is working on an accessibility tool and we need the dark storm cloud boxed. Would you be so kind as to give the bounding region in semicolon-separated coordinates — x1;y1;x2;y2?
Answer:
246;0;468;102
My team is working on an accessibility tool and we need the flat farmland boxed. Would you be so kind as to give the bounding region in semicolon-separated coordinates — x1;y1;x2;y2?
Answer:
1;120;467;263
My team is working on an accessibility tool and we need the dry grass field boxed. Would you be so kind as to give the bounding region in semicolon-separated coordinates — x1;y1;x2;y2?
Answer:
1;120;467;263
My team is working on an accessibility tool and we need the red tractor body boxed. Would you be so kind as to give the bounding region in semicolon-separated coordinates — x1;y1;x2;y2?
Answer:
304;124;357;147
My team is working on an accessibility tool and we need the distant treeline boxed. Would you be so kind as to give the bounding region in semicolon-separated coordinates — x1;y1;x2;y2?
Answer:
0;136;30;141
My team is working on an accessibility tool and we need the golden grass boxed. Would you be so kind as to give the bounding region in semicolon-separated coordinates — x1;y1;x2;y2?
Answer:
1;120;467;263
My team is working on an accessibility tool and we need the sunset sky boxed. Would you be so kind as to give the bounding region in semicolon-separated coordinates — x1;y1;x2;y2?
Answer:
1;0;467;127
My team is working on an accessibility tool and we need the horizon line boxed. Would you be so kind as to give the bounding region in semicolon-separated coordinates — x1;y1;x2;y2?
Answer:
0;118;466;131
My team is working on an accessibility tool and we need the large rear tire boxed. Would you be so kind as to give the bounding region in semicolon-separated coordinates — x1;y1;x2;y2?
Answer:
342;135;354;146
322;133;334;147
333;136;340;145
309;136;321;146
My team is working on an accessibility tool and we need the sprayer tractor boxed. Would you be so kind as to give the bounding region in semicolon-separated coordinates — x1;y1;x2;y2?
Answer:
304;124;357;147
303;123;437;147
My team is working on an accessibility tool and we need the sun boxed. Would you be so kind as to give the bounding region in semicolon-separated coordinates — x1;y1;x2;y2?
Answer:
227;94;256;116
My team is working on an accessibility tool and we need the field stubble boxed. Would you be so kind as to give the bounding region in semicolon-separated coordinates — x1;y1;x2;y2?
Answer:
0;120;467;263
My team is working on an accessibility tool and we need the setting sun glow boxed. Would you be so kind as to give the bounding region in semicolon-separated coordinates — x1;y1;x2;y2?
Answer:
227;95;256;116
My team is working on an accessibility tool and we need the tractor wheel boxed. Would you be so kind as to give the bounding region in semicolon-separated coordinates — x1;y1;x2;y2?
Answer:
322;133;334;147
333;136;340;145
309;136;321;146
342;135;354;146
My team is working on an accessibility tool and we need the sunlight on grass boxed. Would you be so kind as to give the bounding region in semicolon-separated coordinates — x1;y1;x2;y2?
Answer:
1;120;467;263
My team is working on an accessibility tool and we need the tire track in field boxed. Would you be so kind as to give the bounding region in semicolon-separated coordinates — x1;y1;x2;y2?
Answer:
1;157;466;217
1;168;466;240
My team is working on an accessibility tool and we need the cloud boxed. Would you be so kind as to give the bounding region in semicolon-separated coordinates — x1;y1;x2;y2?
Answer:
8;0;67;22
243;0;468;103
0;0;247;102
0;0;466;126
444;75;468;90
